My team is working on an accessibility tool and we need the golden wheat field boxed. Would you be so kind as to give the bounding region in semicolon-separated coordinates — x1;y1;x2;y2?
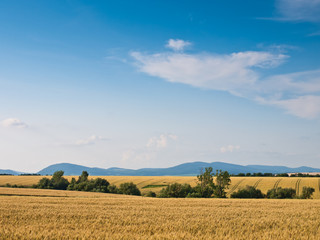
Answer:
0;187;319;239
1;175;320;198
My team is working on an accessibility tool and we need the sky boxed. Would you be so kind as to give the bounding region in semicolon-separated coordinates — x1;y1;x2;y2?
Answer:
0;0;319;172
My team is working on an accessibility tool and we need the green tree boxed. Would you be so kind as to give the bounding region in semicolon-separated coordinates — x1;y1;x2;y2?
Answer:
267;187;296;199
144;191;157;197
119;182;141;196
214;170;231;198
77;171;89;183
51;171;69;190
158;183;192;198
196;167;215;197
37;177;52;189
107;184;119;194
230;186;265;198
300;187;315;199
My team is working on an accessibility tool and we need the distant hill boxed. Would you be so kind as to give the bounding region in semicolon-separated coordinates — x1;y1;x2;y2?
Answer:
36;162;320;176
0;169;22;175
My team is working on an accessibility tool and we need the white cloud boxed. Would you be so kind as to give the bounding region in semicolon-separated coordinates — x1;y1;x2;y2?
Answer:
121;134;178;166
131;40;320;119
75;135;108;146
1;118;28;128
131;51;287;95
258;70;320;96
220;145;240;153
276;0;320;22
146;134;178;149
261;95;320;119
166;39;191;51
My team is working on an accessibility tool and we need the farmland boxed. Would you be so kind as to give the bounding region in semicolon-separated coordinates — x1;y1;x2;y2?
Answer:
0;187;319;239
1;175;320;198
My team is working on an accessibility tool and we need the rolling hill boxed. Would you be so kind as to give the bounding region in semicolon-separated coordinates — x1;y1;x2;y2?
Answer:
36;162;320;176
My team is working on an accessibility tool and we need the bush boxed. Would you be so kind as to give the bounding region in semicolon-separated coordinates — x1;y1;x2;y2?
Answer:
144;191;156;197
300;187;315;199
158;183;192;198
230;186;265;198
119;182;141;196
107;184;119;194
37;171;70;190
267;187;296;199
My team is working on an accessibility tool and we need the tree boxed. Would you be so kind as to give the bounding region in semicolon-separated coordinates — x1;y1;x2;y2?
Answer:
230;186;265;198
51;171;69;190
119;182;141;196
37;177;52;189
267;187;296;199
159;183;192;198
214;170;231;198
144;191;157;197
107;184;119;194
37;171;69;190
77;171;89;183
300;187;315;199
195;167;215;197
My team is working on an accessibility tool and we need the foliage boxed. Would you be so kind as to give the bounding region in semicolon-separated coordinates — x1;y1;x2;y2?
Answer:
107;184;119;194
144;191;157;197
158;183;192;198
67;171;110;193
195;167;215;198
267;187;296;199
230;186;265;198
119;182;141;196
214;170;231;198
299;187;315;199
37;171;69;190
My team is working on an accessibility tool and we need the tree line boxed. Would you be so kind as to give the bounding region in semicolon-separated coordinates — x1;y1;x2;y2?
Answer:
36;171;141;196
230;186;315;199
151;168;231;198
233;172;320;177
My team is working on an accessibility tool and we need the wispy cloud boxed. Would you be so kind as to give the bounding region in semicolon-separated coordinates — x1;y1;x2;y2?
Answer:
75;135;108;146
131;40;320;119
131;51;286;94
146;134;178;149
275;0;320;22
122;134;178;165
166;39;191;51
1;118;28;129
220;145;240;153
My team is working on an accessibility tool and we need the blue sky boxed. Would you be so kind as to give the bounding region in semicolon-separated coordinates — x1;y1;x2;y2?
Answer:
0;0;319;172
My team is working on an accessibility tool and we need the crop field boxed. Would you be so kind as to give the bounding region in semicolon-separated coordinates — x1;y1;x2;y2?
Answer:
1;176;320;198
0;187;319;239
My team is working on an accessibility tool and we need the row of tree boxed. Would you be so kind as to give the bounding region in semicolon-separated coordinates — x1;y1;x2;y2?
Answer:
234;172;320;177
156;168;231;198
230;186;315;199
36;171;141;196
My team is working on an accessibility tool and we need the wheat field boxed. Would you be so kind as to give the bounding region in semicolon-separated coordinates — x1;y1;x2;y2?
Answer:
1;175;320;198
0;187;319;239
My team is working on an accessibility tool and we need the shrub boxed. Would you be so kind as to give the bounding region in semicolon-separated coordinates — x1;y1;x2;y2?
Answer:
158;183;192;198
107;184;119;194
230;186;265;198
144;191;156;197
267;187;296;199
119;182;141;196
300;187;315;199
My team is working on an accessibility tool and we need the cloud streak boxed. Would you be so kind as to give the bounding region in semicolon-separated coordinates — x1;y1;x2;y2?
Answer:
131;40;320;119
166;39;191;51
1;118;28;129
146;134;178;149
275;0;320;22
75;135;108;146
